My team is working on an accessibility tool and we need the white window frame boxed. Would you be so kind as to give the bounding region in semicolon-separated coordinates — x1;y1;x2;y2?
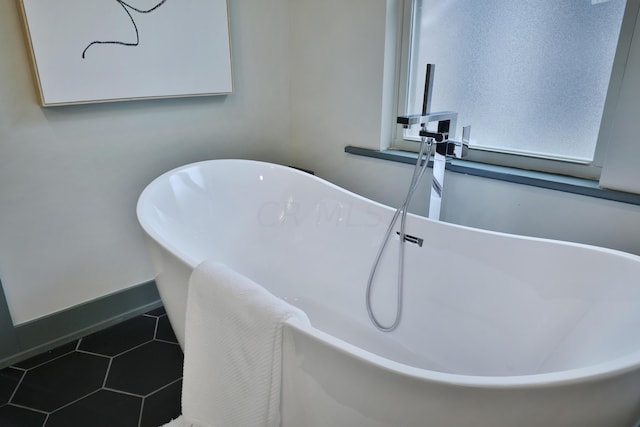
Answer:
393;0;640;181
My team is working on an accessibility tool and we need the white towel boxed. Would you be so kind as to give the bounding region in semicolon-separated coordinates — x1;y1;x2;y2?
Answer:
179;261;310;427
162;415;199;427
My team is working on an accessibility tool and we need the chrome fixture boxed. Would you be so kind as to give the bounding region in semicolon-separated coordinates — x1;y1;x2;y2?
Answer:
397;63;470;220
366;64;471;333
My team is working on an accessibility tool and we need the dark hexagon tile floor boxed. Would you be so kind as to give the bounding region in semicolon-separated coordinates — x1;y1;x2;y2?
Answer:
0;307;183;427
106;341;183;396
12;351;110;412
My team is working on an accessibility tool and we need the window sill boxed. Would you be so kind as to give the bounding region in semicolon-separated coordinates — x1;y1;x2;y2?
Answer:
344;146;640;206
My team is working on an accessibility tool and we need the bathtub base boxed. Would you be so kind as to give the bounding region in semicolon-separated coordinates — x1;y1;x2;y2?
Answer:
282;322;640;427
145;236;190;348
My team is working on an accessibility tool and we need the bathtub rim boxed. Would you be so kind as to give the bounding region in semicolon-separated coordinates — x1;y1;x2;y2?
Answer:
136;159;359;269
137;158;640;388
137;158;640;266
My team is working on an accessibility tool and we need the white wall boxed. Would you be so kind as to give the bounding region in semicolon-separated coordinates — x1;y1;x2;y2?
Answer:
0;0;292;324
289;0;412;206
289;0;640;256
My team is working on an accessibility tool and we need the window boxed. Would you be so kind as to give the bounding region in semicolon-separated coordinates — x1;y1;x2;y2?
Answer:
395;0;635;179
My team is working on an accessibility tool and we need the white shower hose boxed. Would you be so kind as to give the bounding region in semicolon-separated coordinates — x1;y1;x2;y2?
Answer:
365;136;434;332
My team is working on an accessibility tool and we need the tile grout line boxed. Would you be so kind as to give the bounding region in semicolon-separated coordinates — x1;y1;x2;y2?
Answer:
102;387;145;399
6;368;26;405
155;339;181;346
4;402;49;415
76;349;116;360
138;377;183;427
5;367;48;427
47;389;103;419
11;343;79;371
138;397;146;427
2;308;182;426
108;338;157;359
153;316;160;340
144;377;183;399
101;356;114;389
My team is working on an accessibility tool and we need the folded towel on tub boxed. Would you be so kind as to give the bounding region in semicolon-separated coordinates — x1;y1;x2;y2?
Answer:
161;415;196;426
179;261;310;427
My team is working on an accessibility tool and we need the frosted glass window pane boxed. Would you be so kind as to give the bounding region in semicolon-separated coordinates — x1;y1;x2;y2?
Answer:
407;0;626;161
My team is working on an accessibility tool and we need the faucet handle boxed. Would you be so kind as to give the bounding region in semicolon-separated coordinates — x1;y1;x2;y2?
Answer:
436;125;470;158
462;125;471;144
454;125;471;158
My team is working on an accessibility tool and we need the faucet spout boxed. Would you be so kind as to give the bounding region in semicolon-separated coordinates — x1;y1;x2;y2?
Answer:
397;63;459;139
397;111;458;133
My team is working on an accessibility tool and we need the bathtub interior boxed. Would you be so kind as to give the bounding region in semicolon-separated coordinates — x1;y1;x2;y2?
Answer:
138;159;640;378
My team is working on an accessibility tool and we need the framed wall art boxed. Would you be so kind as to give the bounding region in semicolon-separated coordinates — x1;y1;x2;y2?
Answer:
19;0;233;106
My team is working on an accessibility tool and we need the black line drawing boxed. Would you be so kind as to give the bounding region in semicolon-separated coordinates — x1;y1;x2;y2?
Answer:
82;0;168;59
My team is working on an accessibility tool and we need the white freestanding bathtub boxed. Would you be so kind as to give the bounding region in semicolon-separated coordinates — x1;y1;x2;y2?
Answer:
137;159;640;427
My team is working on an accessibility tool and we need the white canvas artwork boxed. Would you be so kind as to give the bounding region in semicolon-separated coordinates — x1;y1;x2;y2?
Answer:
20;0;233;106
